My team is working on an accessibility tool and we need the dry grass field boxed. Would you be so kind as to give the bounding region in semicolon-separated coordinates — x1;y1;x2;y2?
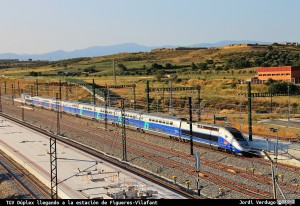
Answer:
1;44;300;140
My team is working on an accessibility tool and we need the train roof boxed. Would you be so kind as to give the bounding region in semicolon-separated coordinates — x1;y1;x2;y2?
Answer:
140;112;183;120
29;95;226;128
32;96;83;105
194;121;223;128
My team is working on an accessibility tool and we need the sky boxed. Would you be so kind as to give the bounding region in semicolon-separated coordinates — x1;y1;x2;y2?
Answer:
1;0;299;54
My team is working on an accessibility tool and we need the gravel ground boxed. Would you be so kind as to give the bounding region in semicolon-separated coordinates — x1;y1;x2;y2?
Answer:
1;100;300;199
0;165;25;199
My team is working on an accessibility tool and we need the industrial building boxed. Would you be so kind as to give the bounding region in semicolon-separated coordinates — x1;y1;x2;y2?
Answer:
257;66;300;84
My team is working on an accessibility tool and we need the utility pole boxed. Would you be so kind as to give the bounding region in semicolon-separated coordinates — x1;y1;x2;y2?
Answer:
247;82;253;141
269;128;279;166
11;84;14;105
104;89;108;131
50;137;58;199
146;80;150;113
92;79;95;105
113;59;116;85
197;86;201;121
36;79;38;96
56;93;60;135
21;89;24;121
169;80;173;115
121;100;127;161
133;84;136;110
106;84;111;107
263;151;277;199
59;80;62;118
189;97;194;155
287;83;290;128
195;151;201;196
270;95;273;114
65;82;68;100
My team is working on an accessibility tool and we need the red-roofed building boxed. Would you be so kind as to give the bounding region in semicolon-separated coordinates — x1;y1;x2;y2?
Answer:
257;66;300;84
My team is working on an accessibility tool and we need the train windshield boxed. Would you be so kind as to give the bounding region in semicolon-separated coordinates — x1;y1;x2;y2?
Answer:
226;127;246;141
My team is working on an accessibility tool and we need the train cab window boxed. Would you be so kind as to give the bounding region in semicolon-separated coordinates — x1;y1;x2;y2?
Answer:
227;127;245;141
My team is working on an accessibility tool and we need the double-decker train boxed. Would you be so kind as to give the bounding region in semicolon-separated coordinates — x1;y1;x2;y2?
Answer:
21;94;251;154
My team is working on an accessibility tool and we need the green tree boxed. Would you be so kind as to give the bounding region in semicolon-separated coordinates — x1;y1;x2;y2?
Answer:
197;63;208;71
155;70;165;81
264;78;276;86
117;63;127;71
268;81;298;93
165;63;173;69
191;62;197;70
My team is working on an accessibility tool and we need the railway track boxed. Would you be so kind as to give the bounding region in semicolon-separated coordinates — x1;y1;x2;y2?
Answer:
0;112;199;199
1;99;300;199
0;151;51;199
23;102;300;175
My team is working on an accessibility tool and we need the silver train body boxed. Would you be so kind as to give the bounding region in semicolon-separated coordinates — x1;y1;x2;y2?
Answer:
21;94;251;154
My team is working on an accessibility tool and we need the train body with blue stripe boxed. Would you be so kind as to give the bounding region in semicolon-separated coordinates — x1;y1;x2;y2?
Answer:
21;94;251;154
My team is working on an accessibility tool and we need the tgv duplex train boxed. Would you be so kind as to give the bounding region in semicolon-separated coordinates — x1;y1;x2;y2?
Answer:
21;94;251;154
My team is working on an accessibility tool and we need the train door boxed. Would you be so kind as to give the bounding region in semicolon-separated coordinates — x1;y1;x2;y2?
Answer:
178;120;183;139
114;109;121;125
218;129;226;148
138;114;143;131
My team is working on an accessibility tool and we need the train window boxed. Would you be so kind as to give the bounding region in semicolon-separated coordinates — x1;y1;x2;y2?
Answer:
166;121;169;125
212;128;219;132
159;120;162;123
170;122;173;125
181;130;218;142
227;127;245;141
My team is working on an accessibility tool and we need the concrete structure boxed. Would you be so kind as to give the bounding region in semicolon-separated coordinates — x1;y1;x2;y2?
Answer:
0;117;186;199
257;66;300;84
247;129;300;168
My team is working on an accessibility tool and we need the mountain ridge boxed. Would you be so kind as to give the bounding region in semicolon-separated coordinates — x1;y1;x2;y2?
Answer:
0;40;272;61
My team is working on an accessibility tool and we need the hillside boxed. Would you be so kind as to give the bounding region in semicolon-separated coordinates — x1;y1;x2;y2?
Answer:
69;43;300;76
1;43;300;77
1;43;300;139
